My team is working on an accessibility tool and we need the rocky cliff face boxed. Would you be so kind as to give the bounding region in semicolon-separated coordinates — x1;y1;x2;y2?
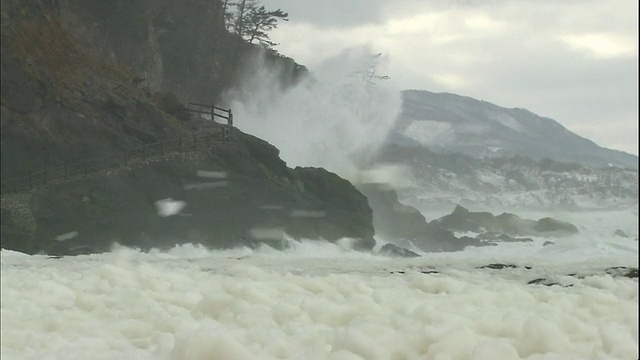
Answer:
0;0;372;255
1;0;306;175
2;0;305;104
2;133;375;255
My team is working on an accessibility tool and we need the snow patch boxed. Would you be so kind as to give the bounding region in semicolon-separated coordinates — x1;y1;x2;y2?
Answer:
403;120;454;146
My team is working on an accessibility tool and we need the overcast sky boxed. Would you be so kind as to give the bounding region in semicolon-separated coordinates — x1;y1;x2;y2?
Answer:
260;0;638;156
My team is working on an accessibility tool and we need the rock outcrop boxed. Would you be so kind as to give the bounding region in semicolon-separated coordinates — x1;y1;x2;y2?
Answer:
0;1;371;255
357;184;491;252
431;205;579;237
378;243;420;258
2;132;375;255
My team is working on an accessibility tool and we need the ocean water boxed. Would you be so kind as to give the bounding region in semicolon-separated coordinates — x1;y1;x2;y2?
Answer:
3;48;638;360
1;209;638;360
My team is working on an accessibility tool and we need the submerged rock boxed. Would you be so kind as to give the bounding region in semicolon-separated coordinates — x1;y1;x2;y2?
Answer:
613;229;628;238
605;267;638;279
379;243;420;258
532;217;578;236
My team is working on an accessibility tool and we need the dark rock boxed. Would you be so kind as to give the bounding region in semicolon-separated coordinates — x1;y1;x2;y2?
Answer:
527;278;570;287
528;268;638;287
1;48;41;114
613;229;628;238
154;92;190;122
390;267;438;274
357;183;429;240
379;243;420;258
533;217;578;235
356;185;488;252
12;135;376;254
419;269;439;274
1;208;14;227
0;0;356;255
605;267;638;279
435;205;498;233
431;205;578;238
477;263;518;270
287;167;375;250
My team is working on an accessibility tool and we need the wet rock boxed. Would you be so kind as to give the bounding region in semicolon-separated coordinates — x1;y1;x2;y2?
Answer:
379;243;420;258
613;229;628;238
357;186;488;252
533;217;578;236
527;278;571;287
605;267;638;279
431;205;578;238
477;263;518;270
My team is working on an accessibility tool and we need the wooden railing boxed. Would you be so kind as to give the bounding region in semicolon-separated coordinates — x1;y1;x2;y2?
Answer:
1;121;233;197
187;102;233;127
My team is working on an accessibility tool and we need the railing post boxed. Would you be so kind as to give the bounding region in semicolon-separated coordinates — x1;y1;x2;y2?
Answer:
211;104;214;122
228;110;233;127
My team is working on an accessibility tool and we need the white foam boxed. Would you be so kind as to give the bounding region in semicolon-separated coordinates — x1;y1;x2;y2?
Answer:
2;204;638;360
2;209;638;360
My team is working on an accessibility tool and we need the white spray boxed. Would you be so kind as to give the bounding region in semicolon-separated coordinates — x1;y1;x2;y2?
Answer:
227;47;403;181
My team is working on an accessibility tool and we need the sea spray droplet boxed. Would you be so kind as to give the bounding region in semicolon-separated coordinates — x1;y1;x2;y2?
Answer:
55;231;78;241
155;198;186;217
196;170;227;179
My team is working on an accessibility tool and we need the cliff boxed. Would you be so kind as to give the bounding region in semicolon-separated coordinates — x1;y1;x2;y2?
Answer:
0;0;373;255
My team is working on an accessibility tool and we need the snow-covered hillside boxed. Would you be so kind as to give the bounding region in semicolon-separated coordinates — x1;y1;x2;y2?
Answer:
376;145;638;212
389;90;638;169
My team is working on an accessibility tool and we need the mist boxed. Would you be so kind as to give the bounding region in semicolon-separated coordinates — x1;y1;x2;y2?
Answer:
227;47;402;180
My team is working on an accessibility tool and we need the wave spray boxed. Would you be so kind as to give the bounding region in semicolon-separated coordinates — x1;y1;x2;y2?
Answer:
227;47;402;180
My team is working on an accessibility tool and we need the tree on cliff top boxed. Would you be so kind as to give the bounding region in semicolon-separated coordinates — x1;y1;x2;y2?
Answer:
223;0;288;48
242;5;288;47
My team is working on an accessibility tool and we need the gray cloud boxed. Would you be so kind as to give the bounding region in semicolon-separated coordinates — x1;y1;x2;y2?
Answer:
261;0;385;28
260;0;638;155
